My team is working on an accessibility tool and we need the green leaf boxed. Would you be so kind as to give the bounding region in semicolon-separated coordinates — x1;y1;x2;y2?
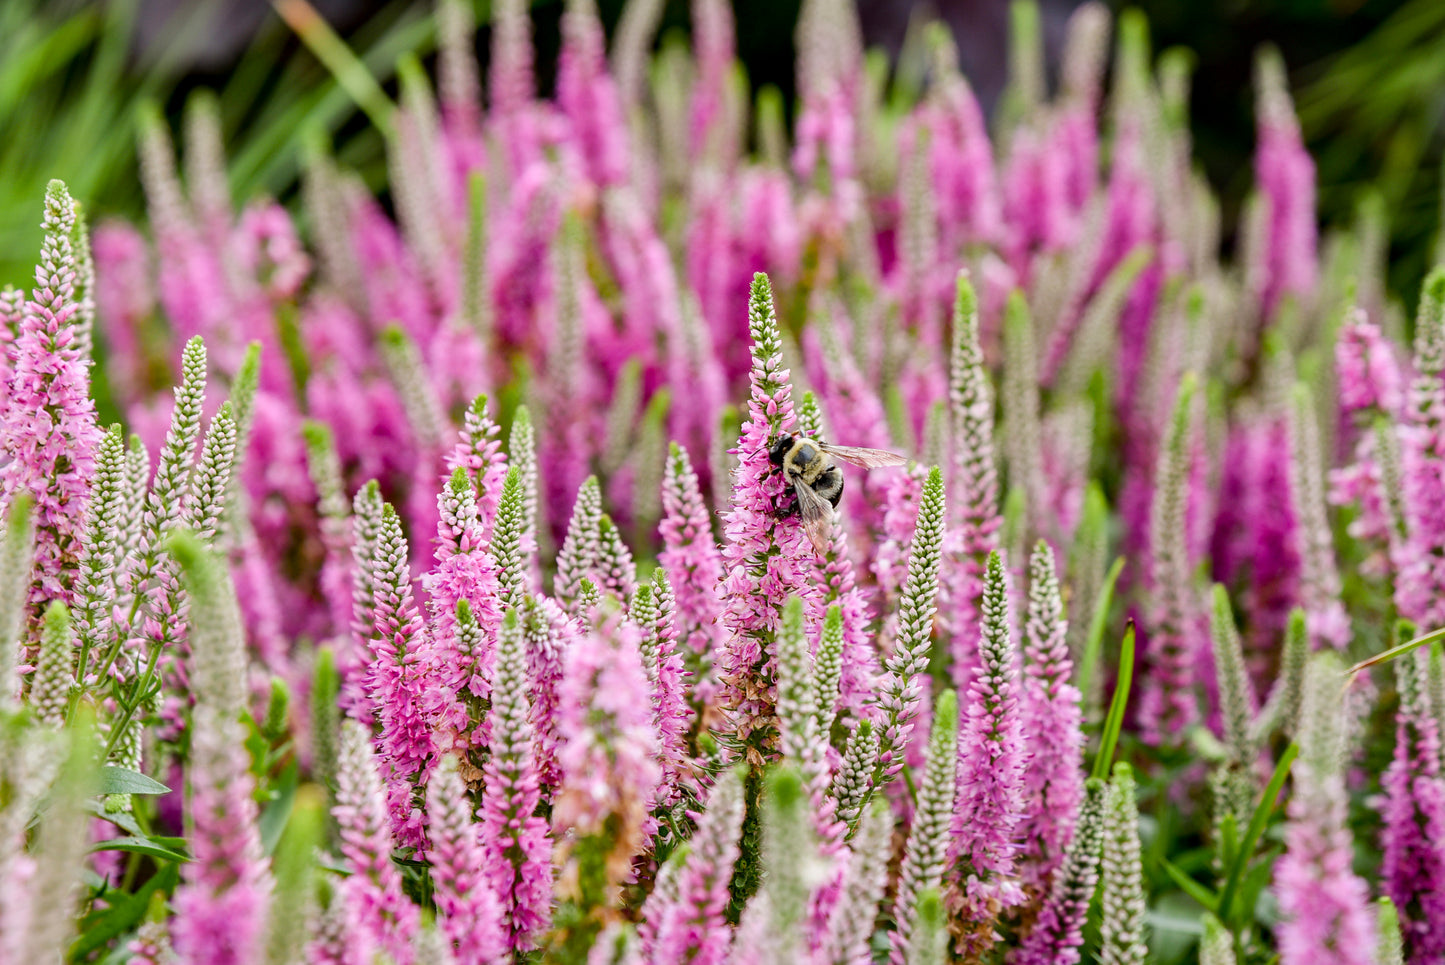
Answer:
83;798;142;836
1217;743;1299;924
260;760;300;857
97;765;169;796
1160;857;1219;911
1345;624;1445;677
69;862;178;960
1092;622;1136;780
89;835;189;862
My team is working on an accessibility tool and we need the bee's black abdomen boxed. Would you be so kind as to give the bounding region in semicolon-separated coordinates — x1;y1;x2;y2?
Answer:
814;466;844;508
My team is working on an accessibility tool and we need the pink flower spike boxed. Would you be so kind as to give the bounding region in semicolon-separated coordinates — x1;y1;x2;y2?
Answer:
479;608;553;950
1;181;102;629
425;755;504;965
171;704;271;965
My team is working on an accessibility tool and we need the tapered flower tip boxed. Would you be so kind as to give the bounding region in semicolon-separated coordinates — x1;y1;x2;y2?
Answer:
44;180;76;221
1415;265;1445;374
955;271;978;319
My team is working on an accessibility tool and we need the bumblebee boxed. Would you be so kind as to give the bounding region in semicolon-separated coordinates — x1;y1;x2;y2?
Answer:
767;433;907;555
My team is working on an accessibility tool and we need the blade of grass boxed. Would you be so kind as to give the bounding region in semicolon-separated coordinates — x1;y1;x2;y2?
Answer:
1160;857;1219;911
273;0;397;139
1216;742;1299;924
1345;624;1445;677
1091;621;1135;780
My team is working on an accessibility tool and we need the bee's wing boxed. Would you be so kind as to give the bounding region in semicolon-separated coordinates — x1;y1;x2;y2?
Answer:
818;443;908;469
792;480;833;556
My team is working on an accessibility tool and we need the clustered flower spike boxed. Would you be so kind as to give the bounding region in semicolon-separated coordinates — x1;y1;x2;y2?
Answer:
1100;763;1148;965
1012;778;1107;965
952;550;1028;941
1140;373;1202;744
0;180;102;625
647;766;746;965
480;609;551;951
366;504;440;847
891;688;959;965
942;273;1002;691
716;272;824;764
1277;653;1377;965
1380;648;1445;962
881;466;946;737
1018;539;1085;888
1287;384;1349;648
425;755;504;965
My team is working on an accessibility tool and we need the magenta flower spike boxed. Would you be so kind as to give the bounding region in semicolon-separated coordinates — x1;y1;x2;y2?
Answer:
688;0;738;165
1381;650;1445;963
553;610;662;888
1394;270;1445;632
425;755;504;965
443;395;509;541
0;181;102;625
647;767;746;965
659;442;725;661
941;274;1002;691
1287;385;1350;649
952;550;1028;933
334;719;420;964
1276;654;1377;965
1011;778;1106;965
424;468;503;757
716;272;826;764
1139;374;1204;745
634;573;696;809
1018;540;1085;889
1253;49;1318;323
557;0;629;189
367;504;440;848
171;704;271;965
479;609;552;951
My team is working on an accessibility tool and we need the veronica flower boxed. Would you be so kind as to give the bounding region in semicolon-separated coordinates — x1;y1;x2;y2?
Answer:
1277;653;1377;965
1018;540;1085;889
479;609;552;950
940;274;1002;692
1100;763;1147;965
716;273;825;764
1;181;102;626
553;611;662;909
366;504;440;848
659;442;725;661
555;475;604;609
301;421;354;642
876;466;945;775
171;703;272;965
1012;778;1106;965
1139;374;1203;745
633;571;695;808
1252;48;1317;322
426;755;504;965
1380;648;1445;962
333;719;419;963
1394;269;1445;632
891;689;958;965
951;550;1028;949
0;495;34;708
646;766;746;965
